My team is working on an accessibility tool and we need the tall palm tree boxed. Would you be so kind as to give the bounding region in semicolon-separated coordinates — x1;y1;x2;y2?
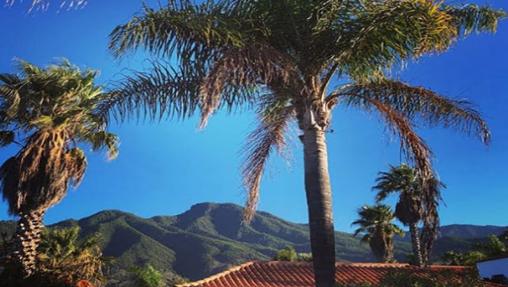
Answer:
0;60;118;278
107;1;504;286
353;204;403;262
373;164;444;266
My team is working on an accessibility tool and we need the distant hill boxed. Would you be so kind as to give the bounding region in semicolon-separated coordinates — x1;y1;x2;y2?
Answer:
0;202;505;281
439;224;507;239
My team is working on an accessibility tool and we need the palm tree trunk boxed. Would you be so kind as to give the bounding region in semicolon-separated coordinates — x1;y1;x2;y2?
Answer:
385;236;394;263
410;223;424;267
12;209;45;277
302;128;336;287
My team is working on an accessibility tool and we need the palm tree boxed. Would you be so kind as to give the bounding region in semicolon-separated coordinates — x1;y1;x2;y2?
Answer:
107;1;504;286
373;164;444;266
0;60;118;278
353;204;403;262
37;227;105;286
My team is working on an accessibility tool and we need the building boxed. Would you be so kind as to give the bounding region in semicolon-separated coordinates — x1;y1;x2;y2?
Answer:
177;261;506;287
477;255;508;285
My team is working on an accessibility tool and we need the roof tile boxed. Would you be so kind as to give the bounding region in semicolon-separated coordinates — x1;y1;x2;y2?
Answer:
178;261;504;287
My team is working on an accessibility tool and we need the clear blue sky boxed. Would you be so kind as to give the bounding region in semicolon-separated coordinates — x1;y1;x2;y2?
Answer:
0;0;507;232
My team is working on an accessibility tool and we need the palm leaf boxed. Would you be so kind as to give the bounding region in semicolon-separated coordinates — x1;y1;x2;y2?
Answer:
109;1;247;58
5;0;87;12
242;95;294;222
199;43;298;128
102;63;202;123
445;4;506;35
335;80;491;144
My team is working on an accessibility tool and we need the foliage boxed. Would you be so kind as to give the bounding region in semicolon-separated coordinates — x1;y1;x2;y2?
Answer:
442;234;507;266
500;230;508;242
5;0;86;12
475;235;507;257
130;264;164;287
297;252;313;262
1;204;389;280
373;164;445;265
353;204;403;262
374;165;425;226
0;59;119;216
274;246;298;261
36;227;106;287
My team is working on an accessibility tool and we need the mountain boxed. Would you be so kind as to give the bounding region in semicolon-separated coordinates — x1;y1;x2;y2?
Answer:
439;224;507;239
0;203;505;281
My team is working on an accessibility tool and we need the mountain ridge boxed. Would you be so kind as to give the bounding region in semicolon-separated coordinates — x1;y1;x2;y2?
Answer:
0;202;506;281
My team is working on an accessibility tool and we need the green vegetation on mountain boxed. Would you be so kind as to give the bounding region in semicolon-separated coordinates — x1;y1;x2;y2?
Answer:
0;203;505;281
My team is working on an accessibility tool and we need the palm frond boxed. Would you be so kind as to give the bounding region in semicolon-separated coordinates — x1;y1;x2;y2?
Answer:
5;0;86;11
83;131;119;160
335;80;490;144
101;63;202;123
199;44;299;128
0;131;15;147
0;156;19;215
333;0;458;80
109;1;246;58
353;98;433;181
445;4;506;35
241;95;294;223
374;164;414;190
66;148;87;188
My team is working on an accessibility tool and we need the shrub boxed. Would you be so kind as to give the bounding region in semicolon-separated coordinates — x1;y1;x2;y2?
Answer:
131;264;164;287
274;246;298;262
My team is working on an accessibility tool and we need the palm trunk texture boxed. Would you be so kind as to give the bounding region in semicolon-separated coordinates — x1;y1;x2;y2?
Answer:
410;223;424;267
12;210;45;277
303;128;336;287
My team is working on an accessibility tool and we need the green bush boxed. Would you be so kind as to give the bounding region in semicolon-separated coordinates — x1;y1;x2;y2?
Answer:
274;246;298;262
131;264;164;287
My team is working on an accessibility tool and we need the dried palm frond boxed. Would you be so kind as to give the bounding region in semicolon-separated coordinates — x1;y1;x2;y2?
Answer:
200;44;298;128
242;95;295;222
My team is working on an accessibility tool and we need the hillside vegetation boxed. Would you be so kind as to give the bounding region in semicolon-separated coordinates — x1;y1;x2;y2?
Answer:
1;203;505;281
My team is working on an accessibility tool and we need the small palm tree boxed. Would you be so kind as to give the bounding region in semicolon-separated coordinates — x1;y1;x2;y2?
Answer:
0;60;118;278
107;1;504;286
373;164;444;266
353;204;403;262
38;227;105;286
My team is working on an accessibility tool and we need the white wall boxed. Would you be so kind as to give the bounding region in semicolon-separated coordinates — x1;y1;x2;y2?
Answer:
477;257;508;279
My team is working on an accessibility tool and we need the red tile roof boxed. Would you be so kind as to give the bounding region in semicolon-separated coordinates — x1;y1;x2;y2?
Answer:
177;261;504;287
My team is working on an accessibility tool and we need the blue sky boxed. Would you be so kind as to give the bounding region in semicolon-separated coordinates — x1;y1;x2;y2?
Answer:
0;0;507;232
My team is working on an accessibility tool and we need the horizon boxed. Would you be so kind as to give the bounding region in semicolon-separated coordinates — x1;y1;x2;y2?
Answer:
1;0;507;233
1;201;507;230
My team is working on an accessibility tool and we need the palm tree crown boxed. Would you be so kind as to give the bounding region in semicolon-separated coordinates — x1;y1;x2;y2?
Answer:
353;204;403;262
108;0;502;219
0;59;118;215
374;164;426;226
